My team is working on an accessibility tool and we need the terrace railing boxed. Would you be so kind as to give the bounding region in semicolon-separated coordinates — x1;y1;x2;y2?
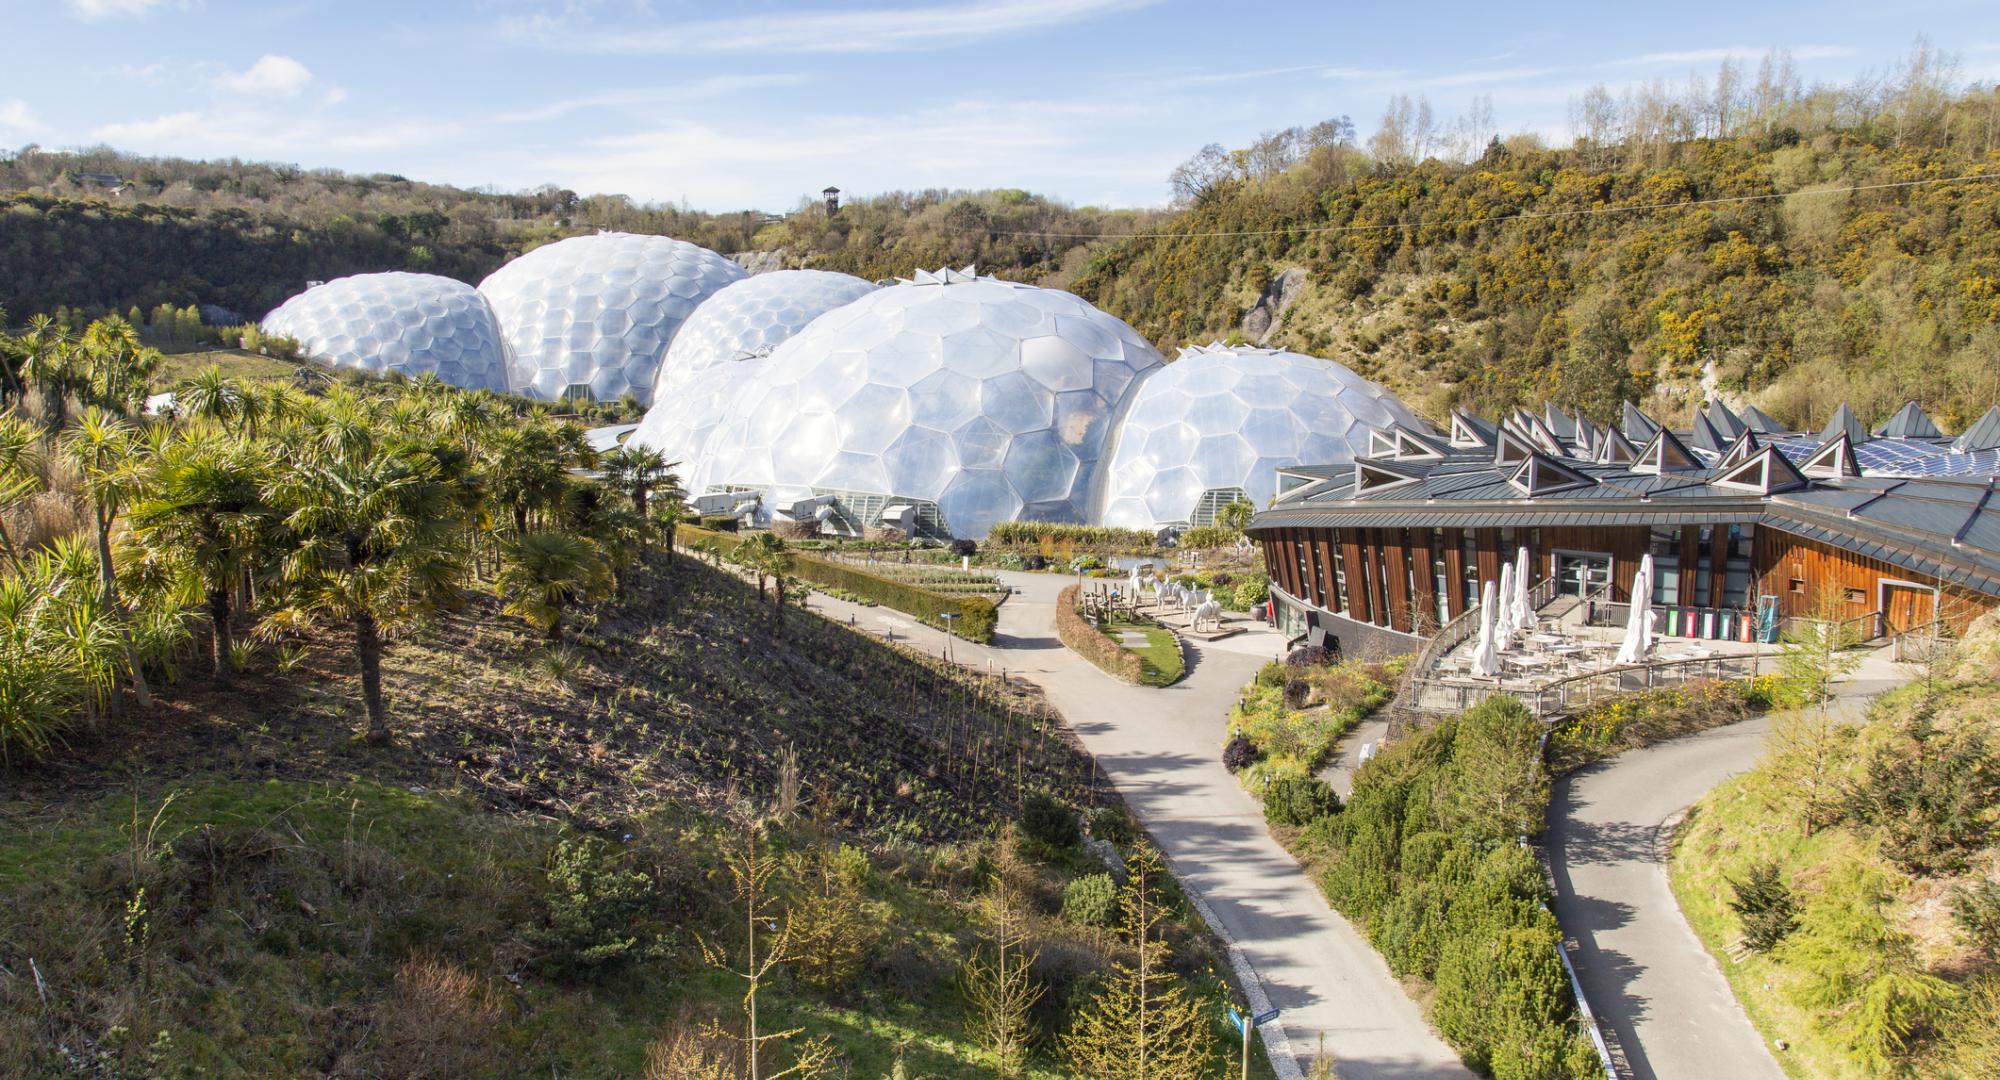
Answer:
1409;650;1766;719
1394;574;1560;714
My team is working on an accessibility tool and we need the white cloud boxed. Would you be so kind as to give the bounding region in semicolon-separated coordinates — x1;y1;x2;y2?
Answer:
91;111;207;142
504;0;1157;54
64;0;164;20
490;74;811;124
215;54;313;97
0;99;40;133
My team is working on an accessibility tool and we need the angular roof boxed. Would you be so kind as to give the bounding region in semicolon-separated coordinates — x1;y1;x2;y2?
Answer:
1822;403;1869;445
1956;406;2000;453
1875;401;1944;439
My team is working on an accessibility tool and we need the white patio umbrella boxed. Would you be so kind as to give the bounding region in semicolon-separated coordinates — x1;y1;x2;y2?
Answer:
1616;553;1656;665
1495;562;1516;645
1510;546;1533;632
1472;580;1502;677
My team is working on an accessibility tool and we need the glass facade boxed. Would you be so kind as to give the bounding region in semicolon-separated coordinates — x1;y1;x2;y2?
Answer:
262;272;509;392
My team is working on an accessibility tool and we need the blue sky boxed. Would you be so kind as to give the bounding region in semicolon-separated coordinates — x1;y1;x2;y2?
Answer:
3;0;1998;211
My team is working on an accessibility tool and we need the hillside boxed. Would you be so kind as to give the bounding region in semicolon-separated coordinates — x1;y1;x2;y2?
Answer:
0;551;1260;1077
1669;618;2000;1077
1072;82;2000;431
0;147;1137;320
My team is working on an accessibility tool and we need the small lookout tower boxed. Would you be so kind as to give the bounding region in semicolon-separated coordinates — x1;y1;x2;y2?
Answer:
822;186;841;215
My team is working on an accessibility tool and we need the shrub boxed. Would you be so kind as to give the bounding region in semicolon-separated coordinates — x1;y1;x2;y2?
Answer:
1060;872;1119;928
1286;645;1335;668
985;522;1156;551
1221;733;1261;773
1176;525;1237;550
1231;575;1270;611
687;534;999;643
1727;859;1799;952
1848;711;2000;875
949;537;977;557
1264;777;1341;827
1952;879;2000;953
1022;554;1047;571
1055;584;1142;683
697;514;739;533
1088;805;1136;848
530;838;655;973
1021;791;1079;850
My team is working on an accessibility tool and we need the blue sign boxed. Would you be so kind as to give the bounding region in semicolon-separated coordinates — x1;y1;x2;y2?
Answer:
1254;1008;1281;1026
1227;1006;1244;1034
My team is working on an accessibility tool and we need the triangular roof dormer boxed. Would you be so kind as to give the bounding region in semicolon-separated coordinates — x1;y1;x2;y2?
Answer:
1954;406;2000;453
1394;427;1449;462
1704;400;1747;440
1822;403;1869;446
1493;426;1537;469
1365;427;1399;459
1572;415;1598;455
1874;401;1943;439
1520;414;1566;455
1353;458;1426;495
1507;453;1597;497
1717;429;1763;469
1630;426;1700;474
1712;445;1809;495
1543;402;1577;440
1595;426;1639;464
1449;410;1495;449
1688;409;1727;453
1621;400;1660;444
1800;432;1862;479
1739;404;1787;434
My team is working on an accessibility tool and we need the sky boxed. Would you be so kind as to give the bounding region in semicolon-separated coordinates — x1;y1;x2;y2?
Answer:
3;0;1999;212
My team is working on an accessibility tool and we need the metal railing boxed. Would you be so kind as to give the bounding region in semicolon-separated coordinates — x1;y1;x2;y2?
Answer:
1409;650;1765;718
1394;574;1561;711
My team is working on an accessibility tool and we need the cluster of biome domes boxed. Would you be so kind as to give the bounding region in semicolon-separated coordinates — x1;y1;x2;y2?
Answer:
262;234;1426;539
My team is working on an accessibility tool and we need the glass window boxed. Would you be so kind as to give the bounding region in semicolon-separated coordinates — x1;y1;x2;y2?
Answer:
1649;526;1680;606
1432;529;1451;626
1329;530;1348;615
1461;530;1479;609
1723;524;1753;608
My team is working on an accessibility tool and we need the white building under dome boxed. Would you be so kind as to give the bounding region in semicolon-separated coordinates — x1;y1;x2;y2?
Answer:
478;232;747;406
260;272;508;391
691;268;1164;539
629;270;877;472
1096;343;1429;529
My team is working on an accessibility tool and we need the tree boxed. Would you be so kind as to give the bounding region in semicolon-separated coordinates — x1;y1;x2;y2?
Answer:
74;316;160;415
0;412;43;569
19;315;79;429
701;816;836;1080
485;419;591;536
0;540;126;762
499;530;612;641
174;364;255;435
1445;695;1549;841
963;827;1043;1077
1849;709;2000;874
1765;584;1866;833
1727;859;1798;952
61;407;152;710
601;445;672;522
264;400;470;742
1062;846;1216;1080
1216;499;1255;534
129;429;267;680
651;491;688;563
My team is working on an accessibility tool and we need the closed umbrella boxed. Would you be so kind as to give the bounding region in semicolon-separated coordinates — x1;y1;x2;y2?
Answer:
1616;554;1655;665
1511;546;1533;633
1472;580;1502;677
1495;562;1516;645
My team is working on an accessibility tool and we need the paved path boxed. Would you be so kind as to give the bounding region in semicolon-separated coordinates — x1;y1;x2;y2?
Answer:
803;569;1473;1080
1547;647;1911;1080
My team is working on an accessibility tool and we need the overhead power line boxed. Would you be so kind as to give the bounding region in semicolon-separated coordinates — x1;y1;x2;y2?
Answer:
983;170;2000;241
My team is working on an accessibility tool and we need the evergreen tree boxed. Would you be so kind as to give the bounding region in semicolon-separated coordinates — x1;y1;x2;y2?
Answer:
1062;846;1215;1080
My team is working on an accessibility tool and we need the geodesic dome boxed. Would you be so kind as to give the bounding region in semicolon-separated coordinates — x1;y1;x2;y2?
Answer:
629;270;877;472
692;268;1164;539
259;272;508;391
1096;343;1428;528
478;232;747;405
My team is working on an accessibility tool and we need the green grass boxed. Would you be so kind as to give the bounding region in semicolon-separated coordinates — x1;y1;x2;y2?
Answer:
1103;614;1185;687
150;346;303;385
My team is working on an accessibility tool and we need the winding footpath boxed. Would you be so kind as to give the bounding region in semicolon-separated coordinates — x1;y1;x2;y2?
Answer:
1547;648;1911;1079
802;569;1472;1080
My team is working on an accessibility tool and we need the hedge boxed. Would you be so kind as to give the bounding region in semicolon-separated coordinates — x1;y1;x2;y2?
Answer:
678;525;997;644
985;522;1157;551
1056;584;1143;683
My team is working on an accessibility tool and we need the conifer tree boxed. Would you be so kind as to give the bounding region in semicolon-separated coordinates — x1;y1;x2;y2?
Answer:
1062;846;1215;1080
963;827;1043;1076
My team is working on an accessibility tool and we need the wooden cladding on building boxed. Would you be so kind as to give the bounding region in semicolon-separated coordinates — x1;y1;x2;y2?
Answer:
1262;520;1996;637
1753;529;1986;634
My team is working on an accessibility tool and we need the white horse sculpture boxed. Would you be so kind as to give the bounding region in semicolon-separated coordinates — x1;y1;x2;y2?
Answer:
1192;598;1223;631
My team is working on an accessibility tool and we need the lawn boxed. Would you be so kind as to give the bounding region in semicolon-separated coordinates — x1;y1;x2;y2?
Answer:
151;346;305;385
1103;614;1185;686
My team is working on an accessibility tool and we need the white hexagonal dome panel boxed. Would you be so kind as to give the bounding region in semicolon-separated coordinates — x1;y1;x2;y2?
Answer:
478;232;747;406
259;272;508;391
1096;343;1428;528
694;268;1164;538
628;270;877;472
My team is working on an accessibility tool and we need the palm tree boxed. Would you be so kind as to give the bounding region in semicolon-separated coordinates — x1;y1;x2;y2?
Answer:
0;308;27;408
264;406;470;744
739;532;792;627
0;543;123;763
129;430;268;681
61;408;153;710
174;364;252;431
601;445;672;520
498;530;612;640
1218;499;1256;534
651;491;689;563
19;315;78;429
484;419;591;536
0;412;43;570
75;316;160;415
